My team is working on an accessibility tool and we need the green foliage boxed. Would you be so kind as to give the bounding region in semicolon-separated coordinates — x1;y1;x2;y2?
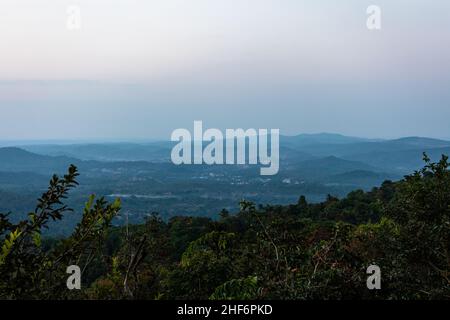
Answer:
0;229;22;267
1;155;450;300
0;165;121;299
384;153;450;298
167;231;237;299
210;276;260;300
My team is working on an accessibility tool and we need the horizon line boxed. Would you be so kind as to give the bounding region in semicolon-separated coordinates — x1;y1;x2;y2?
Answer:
1;133;450;146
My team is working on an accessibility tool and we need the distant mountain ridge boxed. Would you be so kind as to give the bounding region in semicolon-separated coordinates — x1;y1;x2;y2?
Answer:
6;134;450;174
1;134;449;234
281;132;381;146
20;143;172;162
0;147;79;174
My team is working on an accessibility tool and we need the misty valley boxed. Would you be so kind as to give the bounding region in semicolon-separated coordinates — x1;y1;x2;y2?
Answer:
1;133;449;236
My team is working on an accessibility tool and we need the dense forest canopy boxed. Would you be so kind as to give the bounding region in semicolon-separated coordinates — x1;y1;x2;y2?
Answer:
0;154;449;299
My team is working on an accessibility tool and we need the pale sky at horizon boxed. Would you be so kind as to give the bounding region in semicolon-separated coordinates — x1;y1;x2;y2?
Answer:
1;0;450;140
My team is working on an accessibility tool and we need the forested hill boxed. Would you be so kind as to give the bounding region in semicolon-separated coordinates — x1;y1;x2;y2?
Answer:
1;134;450;236
0;154;449;299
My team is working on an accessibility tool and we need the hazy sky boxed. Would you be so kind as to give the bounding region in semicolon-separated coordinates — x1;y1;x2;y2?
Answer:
1;0;450;140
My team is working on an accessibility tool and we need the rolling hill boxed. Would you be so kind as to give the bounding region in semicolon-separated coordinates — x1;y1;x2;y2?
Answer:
1;134;449;235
